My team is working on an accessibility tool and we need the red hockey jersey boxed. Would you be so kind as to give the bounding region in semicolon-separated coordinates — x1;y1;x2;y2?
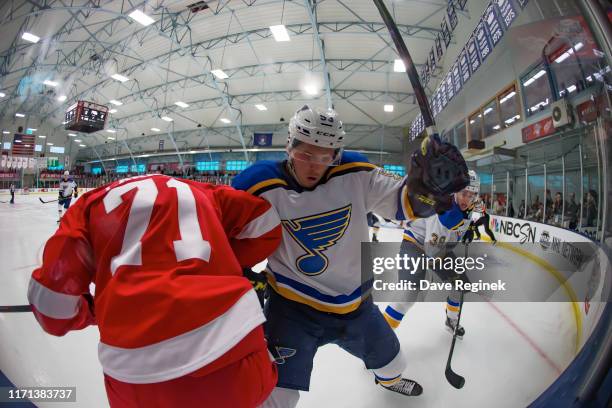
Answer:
28;174;281;383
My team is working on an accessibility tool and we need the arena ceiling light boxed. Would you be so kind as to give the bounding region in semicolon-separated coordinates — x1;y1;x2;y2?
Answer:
128;10;155;26
109;109;118;113
211;69;229;79
151;127;160;132
523;70;546;87
304;84;318;96
109;99;123;106
74;139;81;142
0;92;5;98
107;137;115;140
393;59;406;72
46;142;54;146
269;25;290;42
106;129;116;133
499;91;516;104
161;116;173;122
79;144;86;147
111;73;130;82
43;80;58;87
255;104;268;111
384;104;394;112
68;133;77;137
38;135;46;138
174;101;189;108
57;95;67;102
28;128;37;132
2;131;10;134
220;118;231;124
21;32;40;43
15;113;25;117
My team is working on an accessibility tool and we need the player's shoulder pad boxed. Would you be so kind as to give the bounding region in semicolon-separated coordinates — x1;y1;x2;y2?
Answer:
438;201;466;230
325;151;377;180
231;160;287;196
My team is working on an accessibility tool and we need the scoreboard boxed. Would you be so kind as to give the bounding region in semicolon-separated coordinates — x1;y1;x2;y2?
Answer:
65;101;109;133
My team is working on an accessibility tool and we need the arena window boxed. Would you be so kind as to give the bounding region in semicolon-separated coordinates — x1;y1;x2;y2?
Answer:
382;165;405;176
195;161;220;171
521;63;552;117
225;160;248;171
498;84;522;129
467;109;483;142
482;97;501;138
453;120;467;150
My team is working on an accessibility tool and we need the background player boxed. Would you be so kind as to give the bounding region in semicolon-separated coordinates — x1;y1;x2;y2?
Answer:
28;174;282;407
383;170;480;339
57;170;78;223
367;212;382;242
232;104;469;407
9;183;15;204
463;195;497;244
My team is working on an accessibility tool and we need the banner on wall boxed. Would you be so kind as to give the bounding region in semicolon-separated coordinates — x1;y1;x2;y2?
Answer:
495;0;518;30
484;3;504;46
475;19;493;61
253;132;273;147
521;116;555;143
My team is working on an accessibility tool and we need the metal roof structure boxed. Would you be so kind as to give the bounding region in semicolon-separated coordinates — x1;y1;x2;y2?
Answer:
0;0;453;161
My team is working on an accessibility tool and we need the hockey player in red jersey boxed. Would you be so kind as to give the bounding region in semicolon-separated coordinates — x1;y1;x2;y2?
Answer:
28;174;282;407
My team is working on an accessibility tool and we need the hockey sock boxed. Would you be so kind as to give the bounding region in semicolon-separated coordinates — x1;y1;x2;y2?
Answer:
446;297;460;321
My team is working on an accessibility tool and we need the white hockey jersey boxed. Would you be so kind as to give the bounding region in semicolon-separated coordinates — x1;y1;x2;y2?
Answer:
232;152;414;314
59;178;77;197
402;200;472;257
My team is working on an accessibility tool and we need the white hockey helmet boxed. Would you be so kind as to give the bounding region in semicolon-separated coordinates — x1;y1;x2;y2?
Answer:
465;170;480;194
63;170;69;176
287;105;346;150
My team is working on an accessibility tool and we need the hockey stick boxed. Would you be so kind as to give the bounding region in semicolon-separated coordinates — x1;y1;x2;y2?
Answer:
0;305;32;313
445;244;468;389
372;0;435;132
39;197;59;204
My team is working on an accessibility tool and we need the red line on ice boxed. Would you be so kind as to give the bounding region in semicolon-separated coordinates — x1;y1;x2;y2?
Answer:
484;298;563;375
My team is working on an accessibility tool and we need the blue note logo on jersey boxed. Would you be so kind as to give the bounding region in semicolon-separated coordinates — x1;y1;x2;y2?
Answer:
282;204;352;276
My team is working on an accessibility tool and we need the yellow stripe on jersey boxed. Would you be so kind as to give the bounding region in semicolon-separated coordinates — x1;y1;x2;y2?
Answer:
246;178;288;195
266;273;363;314
402;233;418;243
401;185;416;220
326;161;377;178
450;220;465;230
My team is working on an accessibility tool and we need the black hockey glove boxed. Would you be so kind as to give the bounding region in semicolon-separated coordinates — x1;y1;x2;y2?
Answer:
243;268;268;307
461;222;477;244
406;135;469;218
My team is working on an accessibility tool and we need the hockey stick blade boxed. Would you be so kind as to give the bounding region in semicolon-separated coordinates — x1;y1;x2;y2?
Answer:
445;244;468;389
39;197;59;204
0;305;33;313
445;338;465;389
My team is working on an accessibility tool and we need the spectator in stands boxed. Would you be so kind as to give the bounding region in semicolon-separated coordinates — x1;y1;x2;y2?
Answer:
552;192;564;226
566;192;579;229
532;195;540;215
507;200;515;218
518;200;526;219
585;190;598;227
493;194;504;215
534;202;544;222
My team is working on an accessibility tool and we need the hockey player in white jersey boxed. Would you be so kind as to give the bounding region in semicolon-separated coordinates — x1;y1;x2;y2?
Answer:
383;170;480;338
232;104;469;407
57;170;78;223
